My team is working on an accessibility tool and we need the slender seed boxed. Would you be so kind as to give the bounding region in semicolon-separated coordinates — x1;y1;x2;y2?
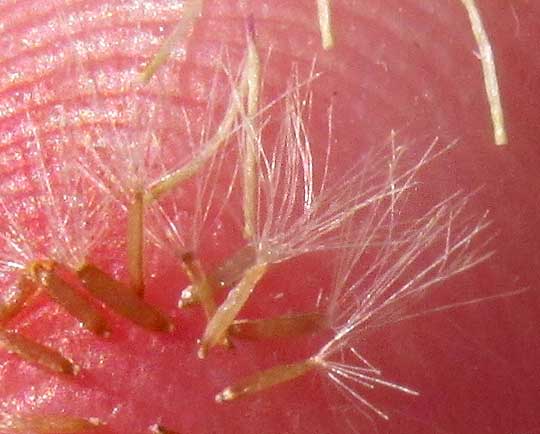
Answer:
215;358;317;402
30;261;110;337
0;330;78;375
199;262;268;358
77;264;173;332
127;190;145;297
0;414;102;433
229;312;328;340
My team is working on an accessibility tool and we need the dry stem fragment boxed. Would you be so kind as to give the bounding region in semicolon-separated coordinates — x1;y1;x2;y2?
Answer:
127;190;145;296
29;261;111;337
216;358;317;402
77;264;173;332
140;0;205;83
199;262;268;358
460;0;507;145
0;414;102;433
0;330;78;375
229;312;327;340
317;0;335;50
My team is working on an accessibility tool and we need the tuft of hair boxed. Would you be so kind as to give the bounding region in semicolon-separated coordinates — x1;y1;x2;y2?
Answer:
308;137;494;419
21;110;112;271
147;60;243;256
241;71;430;266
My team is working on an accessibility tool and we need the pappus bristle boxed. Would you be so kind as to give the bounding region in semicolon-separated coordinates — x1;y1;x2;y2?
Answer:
145;54;245;321
148;62;242;259
24;111;113;273
199;70;422;356
0;109;112;343
145;45;251;202
65;69;177;294
242;76;433;265
0;108;110;291
216;136;498;422
72;87;166;210
148;104;239;321
312;195;494;419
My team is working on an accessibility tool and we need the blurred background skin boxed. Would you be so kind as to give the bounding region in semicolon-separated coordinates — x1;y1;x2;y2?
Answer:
0;1;539;433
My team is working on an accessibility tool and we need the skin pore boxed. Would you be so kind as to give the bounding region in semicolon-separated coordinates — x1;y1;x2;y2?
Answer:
0;1;539;433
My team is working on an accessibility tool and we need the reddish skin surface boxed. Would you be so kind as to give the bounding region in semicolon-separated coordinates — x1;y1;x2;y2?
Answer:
0;1;539;433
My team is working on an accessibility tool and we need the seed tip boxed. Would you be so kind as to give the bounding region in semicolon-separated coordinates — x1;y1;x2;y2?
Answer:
71;363;81;376
215;388;234;403
148;424;160;433
178;286;195;308
88;417;104;426
197;341;207;359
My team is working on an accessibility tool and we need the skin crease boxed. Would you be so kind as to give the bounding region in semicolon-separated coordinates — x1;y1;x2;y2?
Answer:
0;0;539;433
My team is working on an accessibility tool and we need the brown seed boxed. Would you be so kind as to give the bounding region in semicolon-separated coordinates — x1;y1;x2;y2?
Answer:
29;261;110;337
78;263;173;332
229;312;328;340
0;329;77;375
0;413;102;433
216;359;317;402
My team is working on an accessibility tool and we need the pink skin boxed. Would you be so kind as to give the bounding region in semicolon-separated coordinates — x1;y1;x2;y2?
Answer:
0;1;539;433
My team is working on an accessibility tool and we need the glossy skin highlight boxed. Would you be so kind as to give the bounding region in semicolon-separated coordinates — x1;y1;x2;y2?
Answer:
0;1;539;433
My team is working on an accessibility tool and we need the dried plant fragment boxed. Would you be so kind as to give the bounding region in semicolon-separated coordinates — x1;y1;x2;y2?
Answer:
77;264;173;332
29;261;110;337
0;330;78;375
140;0;205;83
317;0;335;49
460;0;507;145
229;312;327;340
0;413;102;433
